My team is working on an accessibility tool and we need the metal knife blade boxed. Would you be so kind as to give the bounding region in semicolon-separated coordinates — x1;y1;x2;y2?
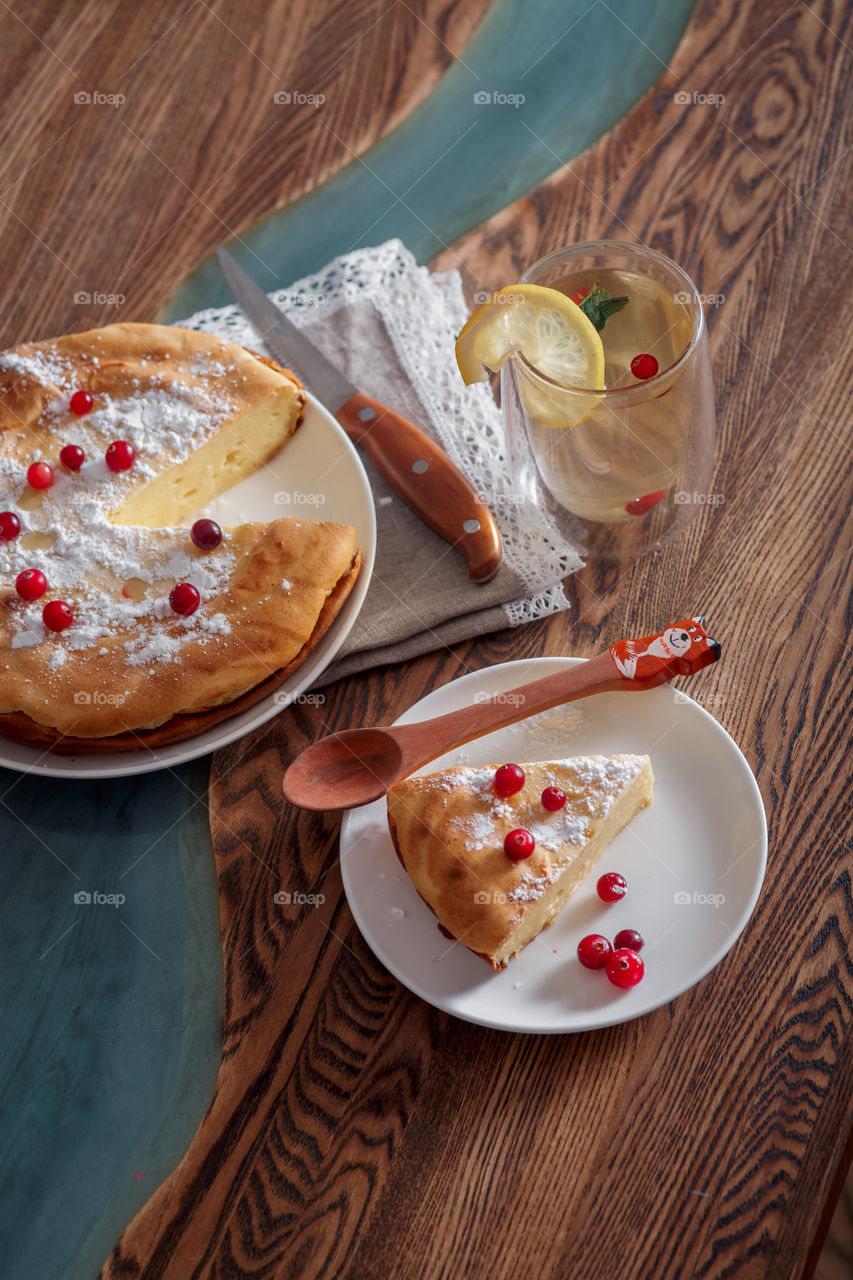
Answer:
216;247;354;411
216;245;503;583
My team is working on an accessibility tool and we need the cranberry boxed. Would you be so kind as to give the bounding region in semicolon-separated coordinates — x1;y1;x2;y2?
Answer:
630;353;659;380
541;786;566;811
60;444;85;471
504;828;535;861
626;489;667;516
597;872;627;903
190;518;222;551
105;440;135;472
614;928;645;952
15;568;48;600
169;582;200;616
577;933;612;969
0;511;21;541
605;948;644;988
494;763;525;796
69;390;93;415
42;600;73;632
27;461;54;490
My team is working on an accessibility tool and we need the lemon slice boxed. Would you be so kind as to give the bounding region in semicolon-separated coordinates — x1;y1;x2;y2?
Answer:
455;283;605;427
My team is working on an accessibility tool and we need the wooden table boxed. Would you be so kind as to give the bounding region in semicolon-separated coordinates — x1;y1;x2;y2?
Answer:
1;1;851;1277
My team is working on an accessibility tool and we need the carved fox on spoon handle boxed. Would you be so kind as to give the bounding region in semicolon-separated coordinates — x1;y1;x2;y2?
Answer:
283;617;720;811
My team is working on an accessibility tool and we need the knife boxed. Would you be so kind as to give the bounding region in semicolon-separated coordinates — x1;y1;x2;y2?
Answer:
216;247;503;583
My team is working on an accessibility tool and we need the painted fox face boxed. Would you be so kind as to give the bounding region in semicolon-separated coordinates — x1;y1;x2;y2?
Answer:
662;626;693;656
610;615;721;684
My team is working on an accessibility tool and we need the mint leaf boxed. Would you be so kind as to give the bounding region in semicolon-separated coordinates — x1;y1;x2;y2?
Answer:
578;281;629;333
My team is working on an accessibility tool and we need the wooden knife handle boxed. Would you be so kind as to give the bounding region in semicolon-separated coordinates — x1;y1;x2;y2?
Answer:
335;391;503;583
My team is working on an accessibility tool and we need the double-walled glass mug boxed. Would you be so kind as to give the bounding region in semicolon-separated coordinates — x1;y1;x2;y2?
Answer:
501;241;717;560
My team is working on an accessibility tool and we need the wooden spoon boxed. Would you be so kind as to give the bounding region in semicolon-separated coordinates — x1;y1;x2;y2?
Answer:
282;616;720;811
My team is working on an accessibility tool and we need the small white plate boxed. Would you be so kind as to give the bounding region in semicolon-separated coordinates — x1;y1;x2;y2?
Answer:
340;658;767;1034
0;392;376;778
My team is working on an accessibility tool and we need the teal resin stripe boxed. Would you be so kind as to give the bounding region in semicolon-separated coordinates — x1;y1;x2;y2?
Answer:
0;759;223;1280
0;3;694;1278
163;0;694;320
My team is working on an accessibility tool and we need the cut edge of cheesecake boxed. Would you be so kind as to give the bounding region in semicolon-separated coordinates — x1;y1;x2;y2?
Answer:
387;755;654;970
110;375;306;528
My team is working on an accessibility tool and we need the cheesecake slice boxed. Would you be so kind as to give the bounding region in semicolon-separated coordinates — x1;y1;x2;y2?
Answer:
387;756;653;969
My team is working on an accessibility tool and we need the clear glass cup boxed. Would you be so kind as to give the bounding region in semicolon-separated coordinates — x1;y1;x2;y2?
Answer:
500;241;717;560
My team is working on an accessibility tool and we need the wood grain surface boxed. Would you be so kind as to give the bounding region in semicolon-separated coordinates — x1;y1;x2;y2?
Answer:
1;0;851;1277
0;0;490;348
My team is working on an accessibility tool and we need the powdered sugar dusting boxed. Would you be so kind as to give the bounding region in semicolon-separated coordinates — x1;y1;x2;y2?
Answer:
0;332;254;670
442;756;645;858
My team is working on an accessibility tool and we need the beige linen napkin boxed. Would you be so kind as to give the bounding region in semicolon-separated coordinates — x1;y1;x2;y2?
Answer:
181;240;580;683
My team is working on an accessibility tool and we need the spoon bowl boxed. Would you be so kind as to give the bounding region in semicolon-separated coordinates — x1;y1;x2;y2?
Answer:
283;728;404;809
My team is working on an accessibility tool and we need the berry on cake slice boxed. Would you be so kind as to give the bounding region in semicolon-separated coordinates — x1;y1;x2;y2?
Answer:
387;755;653;970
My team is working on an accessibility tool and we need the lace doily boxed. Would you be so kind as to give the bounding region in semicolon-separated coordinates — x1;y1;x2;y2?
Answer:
181;239;579;629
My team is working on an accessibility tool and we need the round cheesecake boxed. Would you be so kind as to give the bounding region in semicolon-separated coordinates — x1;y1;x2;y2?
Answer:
0;322;361;751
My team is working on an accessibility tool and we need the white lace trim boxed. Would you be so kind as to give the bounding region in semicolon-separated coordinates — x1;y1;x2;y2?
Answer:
180;240;578;626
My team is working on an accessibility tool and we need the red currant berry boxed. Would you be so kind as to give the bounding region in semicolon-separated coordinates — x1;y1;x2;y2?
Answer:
105;440;136;472
69;390;93;416
15;568;48;601
27;461;54;490
60;444;85;471
605;948;644;988
190;518;222;551
494;763;525;796
577;933;612;970
504;828;535;861
541;786;566;811
614;928;645;952
570;286;590;305
0;511;21;541
625;489;667;516
169;582;200;616
597;872;627;903
42;600;74;632
630;353;659;380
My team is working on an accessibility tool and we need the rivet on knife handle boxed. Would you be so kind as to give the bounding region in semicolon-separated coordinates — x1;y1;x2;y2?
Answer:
335;392;503;583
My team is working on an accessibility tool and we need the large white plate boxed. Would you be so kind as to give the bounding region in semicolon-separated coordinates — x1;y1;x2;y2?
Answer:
340;658;767;1033
0;392;376;778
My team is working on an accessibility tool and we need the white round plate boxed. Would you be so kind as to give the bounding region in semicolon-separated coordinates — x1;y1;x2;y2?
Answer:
340;658;767;1034
0;392;376;778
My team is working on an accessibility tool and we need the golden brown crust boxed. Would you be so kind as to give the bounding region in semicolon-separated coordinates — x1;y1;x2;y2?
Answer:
0;550;361;753
0;323;304;443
